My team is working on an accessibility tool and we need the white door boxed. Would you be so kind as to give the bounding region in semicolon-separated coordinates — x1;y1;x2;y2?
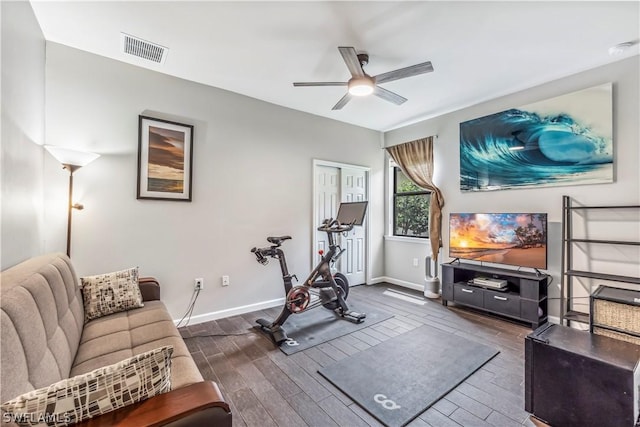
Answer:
313;161;368;286
339;168;367;285
315;165;339;264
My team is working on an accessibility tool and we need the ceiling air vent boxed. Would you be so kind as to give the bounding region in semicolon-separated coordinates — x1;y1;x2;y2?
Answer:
121;33;168;64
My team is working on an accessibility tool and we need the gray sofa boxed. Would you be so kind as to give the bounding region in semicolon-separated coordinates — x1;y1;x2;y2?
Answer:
0;253;231;426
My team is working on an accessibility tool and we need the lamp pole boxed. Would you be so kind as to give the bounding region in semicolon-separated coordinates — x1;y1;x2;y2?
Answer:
63;164;81;257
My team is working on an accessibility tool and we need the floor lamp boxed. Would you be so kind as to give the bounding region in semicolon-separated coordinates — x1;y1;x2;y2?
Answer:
44;146;100;257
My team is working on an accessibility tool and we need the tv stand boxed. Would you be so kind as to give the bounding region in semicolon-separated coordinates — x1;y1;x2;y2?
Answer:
441;262;548;329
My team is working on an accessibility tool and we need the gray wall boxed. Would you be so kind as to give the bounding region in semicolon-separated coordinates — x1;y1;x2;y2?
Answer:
43;43;385;321
1;1;46;269
384;56;640;319
4;3;637;324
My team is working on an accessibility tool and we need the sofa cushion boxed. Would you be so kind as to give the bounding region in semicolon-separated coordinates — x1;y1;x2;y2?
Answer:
1;346;173;426
80;267;144;322
71;301;203;390
0;254;84;404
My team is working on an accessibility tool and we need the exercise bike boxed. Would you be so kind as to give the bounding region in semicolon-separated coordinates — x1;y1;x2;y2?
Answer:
251;201;368;344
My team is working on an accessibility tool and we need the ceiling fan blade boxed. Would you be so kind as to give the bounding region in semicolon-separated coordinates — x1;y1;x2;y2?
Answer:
331;93;353;110
374;86;407;105
338;46;364;77
293;82;347;87
374;61;434;85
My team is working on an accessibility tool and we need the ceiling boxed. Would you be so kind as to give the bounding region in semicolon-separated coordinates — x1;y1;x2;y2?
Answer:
30;1;639;132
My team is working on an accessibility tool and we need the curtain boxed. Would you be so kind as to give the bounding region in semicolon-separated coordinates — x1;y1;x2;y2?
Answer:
386;136;445;262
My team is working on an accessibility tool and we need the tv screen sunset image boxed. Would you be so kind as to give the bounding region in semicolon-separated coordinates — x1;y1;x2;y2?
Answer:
449;213;547;269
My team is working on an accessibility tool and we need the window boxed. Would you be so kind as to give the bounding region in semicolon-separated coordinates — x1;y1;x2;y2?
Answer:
393;167;430;238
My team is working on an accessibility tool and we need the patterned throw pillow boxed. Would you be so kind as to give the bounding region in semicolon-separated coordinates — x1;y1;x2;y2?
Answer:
1;346;173;427
80;267;144;322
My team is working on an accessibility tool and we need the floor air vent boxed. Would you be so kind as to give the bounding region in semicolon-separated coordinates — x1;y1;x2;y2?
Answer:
121;33;168;64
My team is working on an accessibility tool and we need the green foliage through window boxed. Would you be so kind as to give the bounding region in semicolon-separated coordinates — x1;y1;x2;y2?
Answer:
393;167;430;238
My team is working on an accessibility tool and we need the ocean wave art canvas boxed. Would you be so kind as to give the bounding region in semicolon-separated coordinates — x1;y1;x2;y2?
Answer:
459;83;613;192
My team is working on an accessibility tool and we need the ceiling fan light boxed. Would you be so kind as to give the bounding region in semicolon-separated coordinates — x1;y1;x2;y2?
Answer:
348;77;374;96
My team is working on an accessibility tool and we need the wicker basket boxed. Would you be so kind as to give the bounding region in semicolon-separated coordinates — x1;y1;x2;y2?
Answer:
591;286;640;346
593;326;640;346
593;299;640;335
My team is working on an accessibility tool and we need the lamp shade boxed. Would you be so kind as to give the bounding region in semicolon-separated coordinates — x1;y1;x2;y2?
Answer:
45;145;100;167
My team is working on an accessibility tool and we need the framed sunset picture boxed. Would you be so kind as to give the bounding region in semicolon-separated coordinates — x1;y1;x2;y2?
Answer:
137;115;194;201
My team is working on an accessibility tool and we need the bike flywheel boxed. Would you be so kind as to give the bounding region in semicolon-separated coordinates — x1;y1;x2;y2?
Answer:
286;286;311;313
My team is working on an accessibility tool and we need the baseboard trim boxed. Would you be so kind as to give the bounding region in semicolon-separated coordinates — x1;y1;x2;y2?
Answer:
367;276;387;285
174;297;285;326
370;276;425;292
548;315;588;330
176;277;425;326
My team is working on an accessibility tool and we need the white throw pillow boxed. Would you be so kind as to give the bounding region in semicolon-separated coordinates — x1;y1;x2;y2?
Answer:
1;346;173;426
80;266;144;322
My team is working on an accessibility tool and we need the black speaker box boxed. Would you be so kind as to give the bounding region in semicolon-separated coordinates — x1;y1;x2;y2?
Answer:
525;323;640;427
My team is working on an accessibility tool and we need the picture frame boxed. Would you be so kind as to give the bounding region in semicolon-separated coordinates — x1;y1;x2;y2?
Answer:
137;115;194;201
459;83;613;192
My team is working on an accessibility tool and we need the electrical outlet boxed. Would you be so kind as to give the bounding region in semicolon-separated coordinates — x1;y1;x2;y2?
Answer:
194;278;204;290
412;258;419;267
221;275;230;287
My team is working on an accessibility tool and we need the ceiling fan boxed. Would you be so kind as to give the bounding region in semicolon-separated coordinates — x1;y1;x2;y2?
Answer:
293;46;434;110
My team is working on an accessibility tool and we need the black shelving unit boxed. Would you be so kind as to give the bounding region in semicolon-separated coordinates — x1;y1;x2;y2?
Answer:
560;196;640;326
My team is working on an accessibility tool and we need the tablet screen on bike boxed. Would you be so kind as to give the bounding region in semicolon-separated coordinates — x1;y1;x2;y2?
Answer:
336;201;368;226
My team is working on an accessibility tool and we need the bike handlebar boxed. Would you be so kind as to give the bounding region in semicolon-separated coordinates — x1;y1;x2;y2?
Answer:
251;246;270;265
316;218;354;233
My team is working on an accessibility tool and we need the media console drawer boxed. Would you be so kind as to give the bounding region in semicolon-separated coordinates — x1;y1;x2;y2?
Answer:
484;290;520;317
453;283;483;307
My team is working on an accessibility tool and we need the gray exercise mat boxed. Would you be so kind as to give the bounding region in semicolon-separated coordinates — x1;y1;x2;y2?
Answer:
318;324;499;426
272;298;393;355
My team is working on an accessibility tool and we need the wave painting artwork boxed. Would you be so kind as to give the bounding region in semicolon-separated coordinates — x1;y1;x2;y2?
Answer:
147;126;185;193
459;83;612;192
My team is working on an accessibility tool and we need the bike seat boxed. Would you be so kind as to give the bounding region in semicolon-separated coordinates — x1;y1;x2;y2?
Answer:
267;236;292;245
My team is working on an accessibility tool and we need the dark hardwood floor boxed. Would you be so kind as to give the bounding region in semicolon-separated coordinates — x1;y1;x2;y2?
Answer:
179;283;541;427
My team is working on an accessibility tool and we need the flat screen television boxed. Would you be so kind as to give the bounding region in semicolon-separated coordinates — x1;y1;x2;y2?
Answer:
449;213;547;270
